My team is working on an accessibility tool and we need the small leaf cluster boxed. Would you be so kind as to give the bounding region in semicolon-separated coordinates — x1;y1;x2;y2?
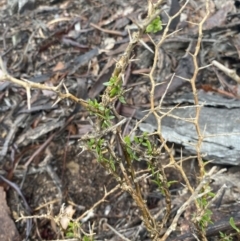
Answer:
83;236;94;241
124;135;138;161
198;208;213;231
87;138;116;171
88;99;105;112
103;76;126;103
88;99;114;128
219;217;240;240
134;132;153;154
65;221;80;238
195;191;215;230
124;133;154;161
146;16;162;33
219;232;233;241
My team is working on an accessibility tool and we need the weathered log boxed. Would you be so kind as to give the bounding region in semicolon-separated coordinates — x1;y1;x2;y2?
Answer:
134;91;240;165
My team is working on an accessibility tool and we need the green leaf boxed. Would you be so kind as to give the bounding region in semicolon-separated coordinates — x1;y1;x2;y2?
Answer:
124;136;131;145
167;180;178;187
146;25;154;33
83;236;93;241
134;136;139;143
109;160;115;171
219;231;232;241
146;16;162;33
146;141;152;152
103;82;111;86
230;217;240;232
208;191;215;198
110;76;118;82
66;232;74;238
110;87;118;97
119;96;126;103
108;115;115;120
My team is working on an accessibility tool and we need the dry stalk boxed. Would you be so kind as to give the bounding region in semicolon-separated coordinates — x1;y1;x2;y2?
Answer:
212;60;240;84
0;57;93;112
119;161;159;237
144;0;212;240
102;2;165;106
98;2;193;239
145;0;191;234
190;0;210;176
160;167;226;240
170;0;212;233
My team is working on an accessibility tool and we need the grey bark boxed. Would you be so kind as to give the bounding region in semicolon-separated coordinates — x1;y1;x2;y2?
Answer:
136;91;240;165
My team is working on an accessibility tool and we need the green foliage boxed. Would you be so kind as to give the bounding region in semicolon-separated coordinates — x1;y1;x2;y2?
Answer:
119;95;126;103
87;99;114;128
217;216;240;241
196;191;215;230
87;138;116;171
134;132;152;154
103;76;125;100
83;235;94;241
151;172;163;191
88;99;105;111
219;231;233;241
124;135;138;161
229;217;240;233
123;132;154;162
65;221;80;238
197;192;215;209
149;163;176;195
198;208;213;230
103;76;118;87
146;16;162;33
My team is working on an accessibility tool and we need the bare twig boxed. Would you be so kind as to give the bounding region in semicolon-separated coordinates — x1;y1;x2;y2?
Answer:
75;185;120;222
0;56;92;112
212;60;240;84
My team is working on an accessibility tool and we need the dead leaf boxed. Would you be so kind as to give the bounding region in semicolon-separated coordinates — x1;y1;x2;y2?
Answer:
59;205;76;230
53;62;65;72
91;57;100;76
103;37;116;50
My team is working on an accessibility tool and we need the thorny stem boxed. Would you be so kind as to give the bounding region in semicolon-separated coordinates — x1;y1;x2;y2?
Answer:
188;2;211;239
99;2;178;239
147;0;190;235
103;3;164;106
0;57;99;114
147;0;210;240
190;0;210;178
117;132;158;236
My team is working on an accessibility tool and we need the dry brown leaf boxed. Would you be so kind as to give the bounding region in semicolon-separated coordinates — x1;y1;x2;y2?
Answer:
52;62;65;72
